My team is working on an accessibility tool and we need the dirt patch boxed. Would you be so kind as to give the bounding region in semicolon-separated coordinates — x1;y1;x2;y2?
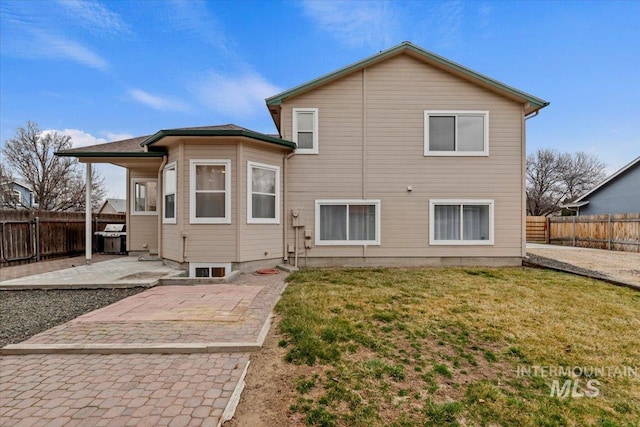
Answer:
225;314;305;426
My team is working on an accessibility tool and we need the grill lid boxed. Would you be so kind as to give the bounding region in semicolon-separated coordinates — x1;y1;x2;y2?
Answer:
103;224;126;232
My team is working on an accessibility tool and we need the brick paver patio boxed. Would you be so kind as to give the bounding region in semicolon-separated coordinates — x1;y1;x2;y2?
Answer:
0;271;287;426
0;353;250;427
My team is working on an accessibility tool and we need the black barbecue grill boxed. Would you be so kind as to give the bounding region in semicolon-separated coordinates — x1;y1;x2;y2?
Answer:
95;224;127;254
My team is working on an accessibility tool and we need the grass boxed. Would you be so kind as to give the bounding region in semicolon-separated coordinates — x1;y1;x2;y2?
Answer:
276;267;640;426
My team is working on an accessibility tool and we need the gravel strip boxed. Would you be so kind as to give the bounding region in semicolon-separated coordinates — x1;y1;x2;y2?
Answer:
0;288;145;348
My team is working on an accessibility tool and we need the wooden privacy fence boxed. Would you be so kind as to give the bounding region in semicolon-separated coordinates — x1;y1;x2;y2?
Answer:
0;210;125;266
527;213;640;253
526;216;548;243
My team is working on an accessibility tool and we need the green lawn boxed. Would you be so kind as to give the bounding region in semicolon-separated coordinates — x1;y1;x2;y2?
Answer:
276;267;640;427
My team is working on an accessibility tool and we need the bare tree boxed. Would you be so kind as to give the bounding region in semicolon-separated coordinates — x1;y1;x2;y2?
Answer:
1;121;105;211
526;149;606;216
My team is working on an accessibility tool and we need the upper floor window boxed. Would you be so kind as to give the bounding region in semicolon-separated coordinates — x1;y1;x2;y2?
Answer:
293;108;318;154
247;161;280;224
131;179;157;215
190;159;231;224
163;162;177;224
424;111;489;156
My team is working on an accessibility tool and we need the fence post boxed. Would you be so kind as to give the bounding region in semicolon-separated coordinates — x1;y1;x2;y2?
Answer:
545;217;550;244
572;215;576;247
34;216;41;261
607;214;611;250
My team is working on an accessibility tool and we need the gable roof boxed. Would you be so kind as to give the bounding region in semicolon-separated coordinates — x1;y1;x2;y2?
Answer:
567;156;640;205
100;198;127;213
266;41;549;115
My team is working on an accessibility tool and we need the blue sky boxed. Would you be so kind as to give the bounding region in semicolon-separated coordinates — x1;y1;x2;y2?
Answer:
1;0;639;199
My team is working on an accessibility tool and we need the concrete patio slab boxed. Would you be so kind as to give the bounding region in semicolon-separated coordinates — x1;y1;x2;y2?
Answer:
0;256;183;290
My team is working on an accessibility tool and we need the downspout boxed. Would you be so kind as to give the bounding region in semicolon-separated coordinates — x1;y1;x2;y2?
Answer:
362;68;368;262
157;155;168;258
521;106;527;258
523;108;539;257
283;150;296;262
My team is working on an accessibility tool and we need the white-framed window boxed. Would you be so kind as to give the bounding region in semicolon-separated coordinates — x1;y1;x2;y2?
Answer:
163;162;177;224
189;159;231;224
131;179;158;215
424;111;489;156
315;200;381;246
247;161;280;224
292;108;318;154
429;199;494;245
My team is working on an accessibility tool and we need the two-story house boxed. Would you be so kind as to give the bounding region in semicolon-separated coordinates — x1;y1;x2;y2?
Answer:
57;42;549;277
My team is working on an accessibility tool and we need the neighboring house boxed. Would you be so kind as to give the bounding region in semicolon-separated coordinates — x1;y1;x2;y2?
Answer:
98;198;127;214
57;42;549;276
1;180;36;209
563;156;640;215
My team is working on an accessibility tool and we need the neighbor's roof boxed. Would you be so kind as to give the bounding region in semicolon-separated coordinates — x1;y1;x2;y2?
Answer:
565;156;640;207
56;124;295;157
101;198;127;213
266;41;550;115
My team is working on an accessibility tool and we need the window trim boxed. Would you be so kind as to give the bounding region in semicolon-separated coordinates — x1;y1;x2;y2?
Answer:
162;161;177;224
429;199;494;245
424;110;489;156
130;178;158;216
189;159;231;224
315;199;381;246
247;161;280;224
292;108;319;154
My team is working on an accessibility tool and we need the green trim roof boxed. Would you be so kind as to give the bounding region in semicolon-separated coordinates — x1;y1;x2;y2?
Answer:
141;126;296;149
56;151;165;158
266;41;549;112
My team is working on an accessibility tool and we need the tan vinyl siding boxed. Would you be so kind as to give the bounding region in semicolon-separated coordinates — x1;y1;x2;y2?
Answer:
128;169;159;252
240;142;285;262
282;53;524;259
179;140;237;263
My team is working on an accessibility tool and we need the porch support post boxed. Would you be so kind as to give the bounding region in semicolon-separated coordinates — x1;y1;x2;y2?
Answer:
85;162;92;264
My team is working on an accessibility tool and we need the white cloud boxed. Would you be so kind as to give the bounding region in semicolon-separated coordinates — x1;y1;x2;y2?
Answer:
44;128;126;198
57;0;131;35
189;72;281;117
165;0;228;52
42;128;105;148
0;2;113;71
301;0;399;49
128;89;190;112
